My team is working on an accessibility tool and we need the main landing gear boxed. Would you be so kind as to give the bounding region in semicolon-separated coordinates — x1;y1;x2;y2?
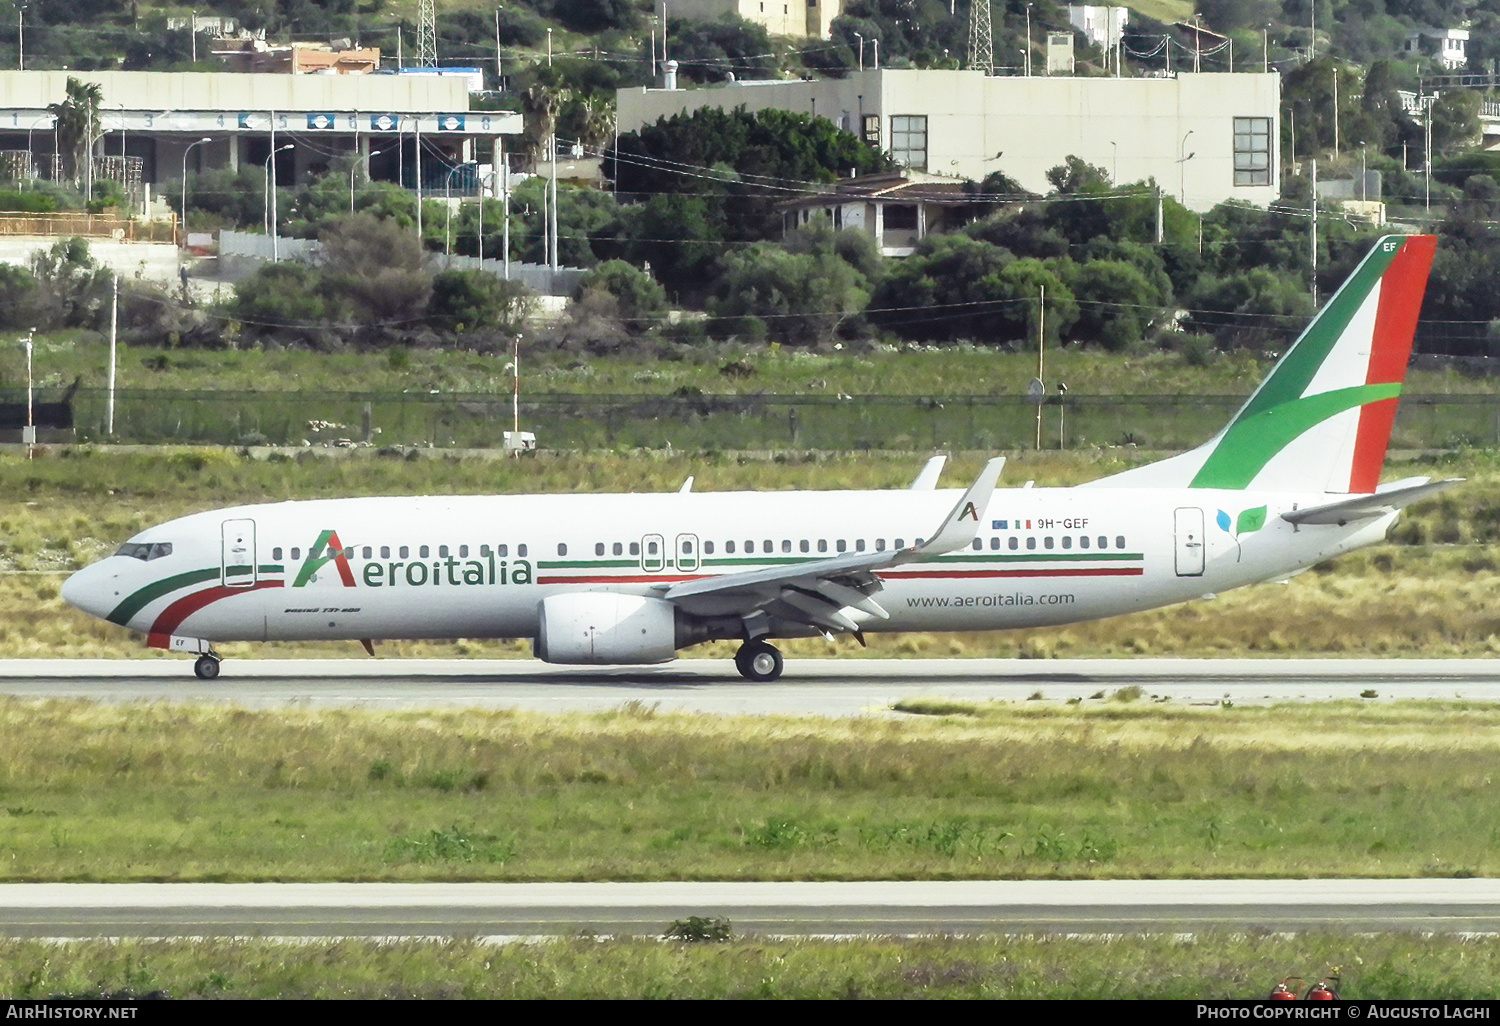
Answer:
193;653;221;680
734;639;783;682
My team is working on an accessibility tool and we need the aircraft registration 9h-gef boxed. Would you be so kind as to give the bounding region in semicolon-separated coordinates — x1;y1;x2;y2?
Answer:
64;234;1456;682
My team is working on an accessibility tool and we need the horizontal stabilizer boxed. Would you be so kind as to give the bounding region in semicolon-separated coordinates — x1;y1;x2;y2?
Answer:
1281;478;1462;526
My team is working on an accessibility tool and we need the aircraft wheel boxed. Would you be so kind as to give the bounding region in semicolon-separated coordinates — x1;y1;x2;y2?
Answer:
193;654;221;680
735;640;783;683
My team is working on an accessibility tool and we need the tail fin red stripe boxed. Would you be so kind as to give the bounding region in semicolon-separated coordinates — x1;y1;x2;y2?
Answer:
1349;235;1436;492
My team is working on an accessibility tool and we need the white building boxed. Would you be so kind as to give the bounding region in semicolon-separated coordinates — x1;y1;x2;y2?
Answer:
1067;5;1129;49
668;0;842;40
617;68;1281;212
0;70;520;200
1403;27;1470;70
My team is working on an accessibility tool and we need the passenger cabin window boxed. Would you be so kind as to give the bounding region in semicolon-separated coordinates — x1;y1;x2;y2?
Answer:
1009;537;1019;550
291;547;301;560
971;539;982;551
595;543;605;556
1025;538;1036;551
459;545;469;558
419;545;430;559
704;541;714;555
497;544;508;557
363;546;372;559
1080;536;1089;549
558;543;568;556
272;546;282;561
399;546;409;558
836;540;847;553
518;544;528;557
438;545;449;558
727;541;736;554
382;545;391;558
800;540;810;553
480;545;491;556
629;542;639;556
1116;536;1126;549
613;543;623;556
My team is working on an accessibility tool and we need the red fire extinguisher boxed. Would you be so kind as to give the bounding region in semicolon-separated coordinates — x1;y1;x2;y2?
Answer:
1269;977;1303;1000
1306;969;1341;1000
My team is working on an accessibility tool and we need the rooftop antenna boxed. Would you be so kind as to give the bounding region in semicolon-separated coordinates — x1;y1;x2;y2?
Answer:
417;0;437;68
967;0;993;74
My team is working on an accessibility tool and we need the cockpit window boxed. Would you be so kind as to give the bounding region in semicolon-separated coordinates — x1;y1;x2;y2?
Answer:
115;542;173;561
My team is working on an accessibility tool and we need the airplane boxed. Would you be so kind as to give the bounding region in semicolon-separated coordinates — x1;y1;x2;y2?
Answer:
62;234;1456;682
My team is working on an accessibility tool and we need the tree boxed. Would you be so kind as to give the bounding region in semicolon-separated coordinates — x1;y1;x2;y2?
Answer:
710;242;870;346
317;213;432;326
609;106;890;242
574;260;669;332
429;269;533;337
1431;89;1482;155
667;16;778;83
1066;259;1168;351
47;77;102;187
231;262;329;338
29;236;110;330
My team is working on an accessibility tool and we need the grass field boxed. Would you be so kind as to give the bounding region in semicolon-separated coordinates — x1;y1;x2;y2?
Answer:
0;933;1492;999
8;334;1500;399
1;698;1498;882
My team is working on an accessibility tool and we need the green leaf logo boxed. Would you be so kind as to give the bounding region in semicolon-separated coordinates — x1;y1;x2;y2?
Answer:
1235;506;1267;535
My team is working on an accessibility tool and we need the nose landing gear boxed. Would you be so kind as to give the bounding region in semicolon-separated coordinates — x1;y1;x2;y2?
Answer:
193;653;221;680
734;639;783;682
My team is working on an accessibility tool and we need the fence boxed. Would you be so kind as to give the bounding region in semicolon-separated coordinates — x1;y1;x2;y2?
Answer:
7;388;1496;453
218;230;587;296
0;212;175;242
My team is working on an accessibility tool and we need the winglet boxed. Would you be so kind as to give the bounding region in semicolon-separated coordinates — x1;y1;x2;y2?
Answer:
903;457;1005;560
909;455;947;490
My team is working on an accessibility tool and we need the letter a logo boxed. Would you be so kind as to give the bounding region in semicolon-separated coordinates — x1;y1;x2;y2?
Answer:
960;501;979;522
293;529;357;588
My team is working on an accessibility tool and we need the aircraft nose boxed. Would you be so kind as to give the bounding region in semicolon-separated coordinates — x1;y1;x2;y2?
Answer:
61;561;116;622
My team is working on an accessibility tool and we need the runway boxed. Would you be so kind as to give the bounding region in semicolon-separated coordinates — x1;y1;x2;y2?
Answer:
3;880;1499;938
1;657;1499;715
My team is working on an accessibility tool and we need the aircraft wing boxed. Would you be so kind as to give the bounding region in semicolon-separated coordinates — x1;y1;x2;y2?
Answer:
1280;477;1462;526
662;458;1005;632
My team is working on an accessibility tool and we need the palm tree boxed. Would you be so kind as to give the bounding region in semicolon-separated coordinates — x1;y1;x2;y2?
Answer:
48;77;102;188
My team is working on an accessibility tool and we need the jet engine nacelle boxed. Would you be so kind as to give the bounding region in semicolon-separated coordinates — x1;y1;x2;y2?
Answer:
535;593;679;664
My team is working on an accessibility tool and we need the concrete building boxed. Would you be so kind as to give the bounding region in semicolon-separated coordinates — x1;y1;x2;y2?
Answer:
1403;27;1470;70
0;70;521;207
617;68;1280;212
669;0;843;40
781;171;988;256
1067;6;1128;49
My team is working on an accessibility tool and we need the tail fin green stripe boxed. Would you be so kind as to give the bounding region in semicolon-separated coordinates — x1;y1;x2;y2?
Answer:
1233;243;1399;423
1190;383;1400;489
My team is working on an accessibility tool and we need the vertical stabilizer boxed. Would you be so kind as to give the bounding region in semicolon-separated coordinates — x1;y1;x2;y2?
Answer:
1090;234;1436;494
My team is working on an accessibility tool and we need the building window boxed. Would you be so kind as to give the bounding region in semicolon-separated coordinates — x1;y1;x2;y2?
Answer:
862;114;880;146
1234;116;1271;187
890;115;927;171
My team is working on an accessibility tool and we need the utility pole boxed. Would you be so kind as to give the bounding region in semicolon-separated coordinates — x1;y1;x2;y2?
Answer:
1310;157;1319;307
107;274;117;437
1035;284;1045;451
494;7;503;87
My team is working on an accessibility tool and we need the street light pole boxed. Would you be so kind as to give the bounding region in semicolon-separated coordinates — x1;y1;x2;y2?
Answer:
265;143;293;262
350;147;383;214
1178;129;1194;205
24;327;34;460
17;5;25;71
180;136;212;246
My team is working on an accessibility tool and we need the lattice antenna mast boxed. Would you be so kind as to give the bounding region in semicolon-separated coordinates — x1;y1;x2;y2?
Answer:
967;0;993;74
417;0;438;68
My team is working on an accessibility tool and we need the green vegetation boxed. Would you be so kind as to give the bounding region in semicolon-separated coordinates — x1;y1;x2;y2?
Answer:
2;698;1500;882
0;932;1494;999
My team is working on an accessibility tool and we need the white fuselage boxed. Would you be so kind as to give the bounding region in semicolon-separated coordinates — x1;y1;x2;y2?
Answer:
66;485;1393;649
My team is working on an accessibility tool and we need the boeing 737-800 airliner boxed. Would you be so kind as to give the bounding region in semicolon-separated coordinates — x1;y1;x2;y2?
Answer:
63;235;1454;681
